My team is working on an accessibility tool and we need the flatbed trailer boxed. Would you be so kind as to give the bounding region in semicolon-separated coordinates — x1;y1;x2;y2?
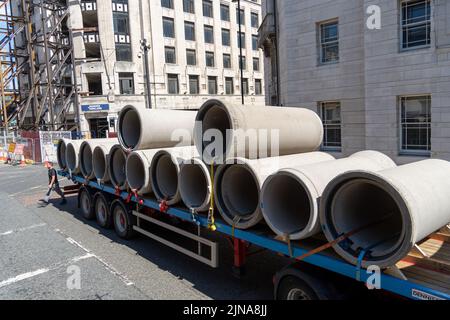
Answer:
59;171;450;300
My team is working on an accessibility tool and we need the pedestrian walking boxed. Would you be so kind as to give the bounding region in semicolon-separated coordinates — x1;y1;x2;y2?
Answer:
44;161;67;205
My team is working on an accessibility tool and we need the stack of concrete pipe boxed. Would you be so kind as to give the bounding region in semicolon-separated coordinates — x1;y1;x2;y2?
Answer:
56;99;450;268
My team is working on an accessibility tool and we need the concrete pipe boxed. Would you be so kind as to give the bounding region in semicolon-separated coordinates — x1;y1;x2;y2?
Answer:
126;149;160;195
320;159;450;268
93;143;117;183
80;139;117;180
108;144;129;190
194;99;324;164
118;105;196;151
150;146;198;205
66;140;85;174
260;151;396;240
57;138;70;170
214;152;335;229
179;157;214;212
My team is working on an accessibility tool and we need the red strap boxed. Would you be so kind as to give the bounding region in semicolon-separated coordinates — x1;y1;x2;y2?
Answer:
114;186;120;196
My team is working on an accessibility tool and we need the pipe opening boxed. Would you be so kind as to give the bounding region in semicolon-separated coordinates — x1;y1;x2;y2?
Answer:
179;163;208;208
262;173;311;235
219;165;259;218
111;148;126;187
57;142;66;169
330;179;404;258
93;148;106;180
201;105;231;158
154;154;178;199
119;107;141;149
80;144;93;177
127;153;146;191
66;144;77;170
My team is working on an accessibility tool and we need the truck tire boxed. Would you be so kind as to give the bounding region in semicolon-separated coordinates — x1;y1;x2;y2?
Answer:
111;199;136;239
78;186;94;220
276;276;319;300
94;192;112;228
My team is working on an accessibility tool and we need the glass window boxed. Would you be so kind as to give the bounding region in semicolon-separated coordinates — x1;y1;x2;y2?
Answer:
251;12;259;28
236;8;245;25
223;54;231;69
205;51;215;67
116;43;132;61
319;101;342;150
401;0;431;49
208;76;217;94
165;46;176;64
242;78;249;95
255;79;262;95
119;73;134;95
220;4;230;21
161;0;173;9
203;0;213;18
400;95;431;153
319;20;339;64
239;55;246;70
252;35;258;50
189;75;199;94
253;57;259;71
113;13;129;34
204;25;214;44
186;49;196;65
163;17;175;38
183;0;195;13
222;28;230;46
225;77;233;95
185;21;196;41
167;74;179;94
238;32;245;48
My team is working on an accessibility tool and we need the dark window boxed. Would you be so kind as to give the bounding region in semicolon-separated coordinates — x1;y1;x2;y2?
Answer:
87;73;102;96
204;25;214;44
223;54;231;69
183;0;195;13
242;78;249;95
167;74;179;94
185;21;196;41
236;9;245;25
319;101;342;150
116;43;132;61
202;0;213;18
208;76;217;94
186;49;196;65
255;79;262;95
225;77;233;95
189;75;199;94
319;20;339;64
253;57;259;71
161;0;173;9
401;0;431;49
113;13;129;34
222;28;230;46
119;73;134;95
220;4;230;21
163;17;175;38
165;46;176;64
400;95;431;153
239;55;246;70
205;51;215;67
251;12;259;28
238;32;245;48
252;35;258;50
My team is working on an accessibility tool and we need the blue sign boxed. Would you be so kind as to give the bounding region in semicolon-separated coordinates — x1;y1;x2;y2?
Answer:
81;104;110;112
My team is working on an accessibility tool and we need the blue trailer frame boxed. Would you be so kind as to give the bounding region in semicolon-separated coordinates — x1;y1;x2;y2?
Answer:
60;171;450;300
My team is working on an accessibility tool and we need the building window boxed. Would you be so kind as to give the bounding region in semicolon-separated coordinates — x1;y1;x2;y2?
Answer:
185;21;196;41
165;46;176;64
319;20;339;64
202;0;213;18
113;13;129;34
204;25;214;44
238;32;245;48
319;101;342;150
163;17;175;38
161;0;173;9
237;8;245;25
205;51;215;67
255;79;262;95
119;73;134;95
252;35;258;50
401;0;431;49
186;49;196;65
220;4;230;21
116;43;132;61
225;77;233;95
222;28;230;46
189;75;199;94
242;78;249;95
399;95;431;154
223;54;231;68
167;74;179;94
208;76;217;94
251;12;259;28
253;57;260;71
183;0;195;13
87;73;103;96
239;55;246;70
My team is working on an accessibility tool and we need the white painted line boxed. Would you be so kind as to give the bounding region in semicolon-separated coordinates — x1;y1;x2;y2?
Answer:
0;223;47;236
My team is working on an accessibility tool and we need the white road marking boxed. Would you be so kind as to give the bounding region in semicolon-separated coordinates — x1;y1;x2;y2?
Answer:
0;223;47;236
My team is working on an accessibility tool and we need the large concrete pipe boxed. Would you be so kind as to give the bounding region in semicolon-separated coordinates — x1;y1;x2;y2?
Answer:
57;138;70;170
320;159;450;268
179;157;214;212
150;146;198;205
93;143;116;183
80;139;117;180
66;140;85;174
126;149;160;195
260;151;396;240
118;105;196;151
194;99;324;164
108;144;129;190
214;152;335;229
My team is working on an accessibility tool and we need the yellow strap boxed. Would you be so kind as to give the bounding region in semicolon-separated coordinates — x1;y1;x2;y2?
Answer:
285;234;293;258
231;216;241;238
208;163;216;231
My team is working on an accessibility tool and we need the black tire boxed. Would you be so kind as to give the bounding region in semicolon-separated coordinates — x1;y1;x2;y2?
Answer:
78;186;94;220
111;199;136;239
276;276;319;300
94;192;112;228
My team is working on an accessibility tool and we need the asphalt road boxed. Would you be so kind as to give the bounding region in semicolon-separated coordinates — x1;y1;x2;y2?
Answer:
0;163;291;300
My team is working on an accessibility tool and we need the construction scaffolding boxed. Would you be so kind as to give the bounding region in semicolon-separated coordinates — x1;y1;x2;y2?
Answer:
0;0;79;133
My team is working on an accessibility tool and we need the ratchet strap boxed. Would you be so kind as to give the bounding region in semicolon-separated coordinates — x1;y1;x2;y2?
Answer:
231;216;242;238
207;163;216;231
159;199;169;213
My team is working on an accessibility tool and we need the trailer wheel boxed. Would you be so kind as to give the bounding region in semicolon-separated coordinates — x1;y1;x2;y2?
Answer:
94;192;112;228
111;199;136;239
78;186;94;220
277;276;319;300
